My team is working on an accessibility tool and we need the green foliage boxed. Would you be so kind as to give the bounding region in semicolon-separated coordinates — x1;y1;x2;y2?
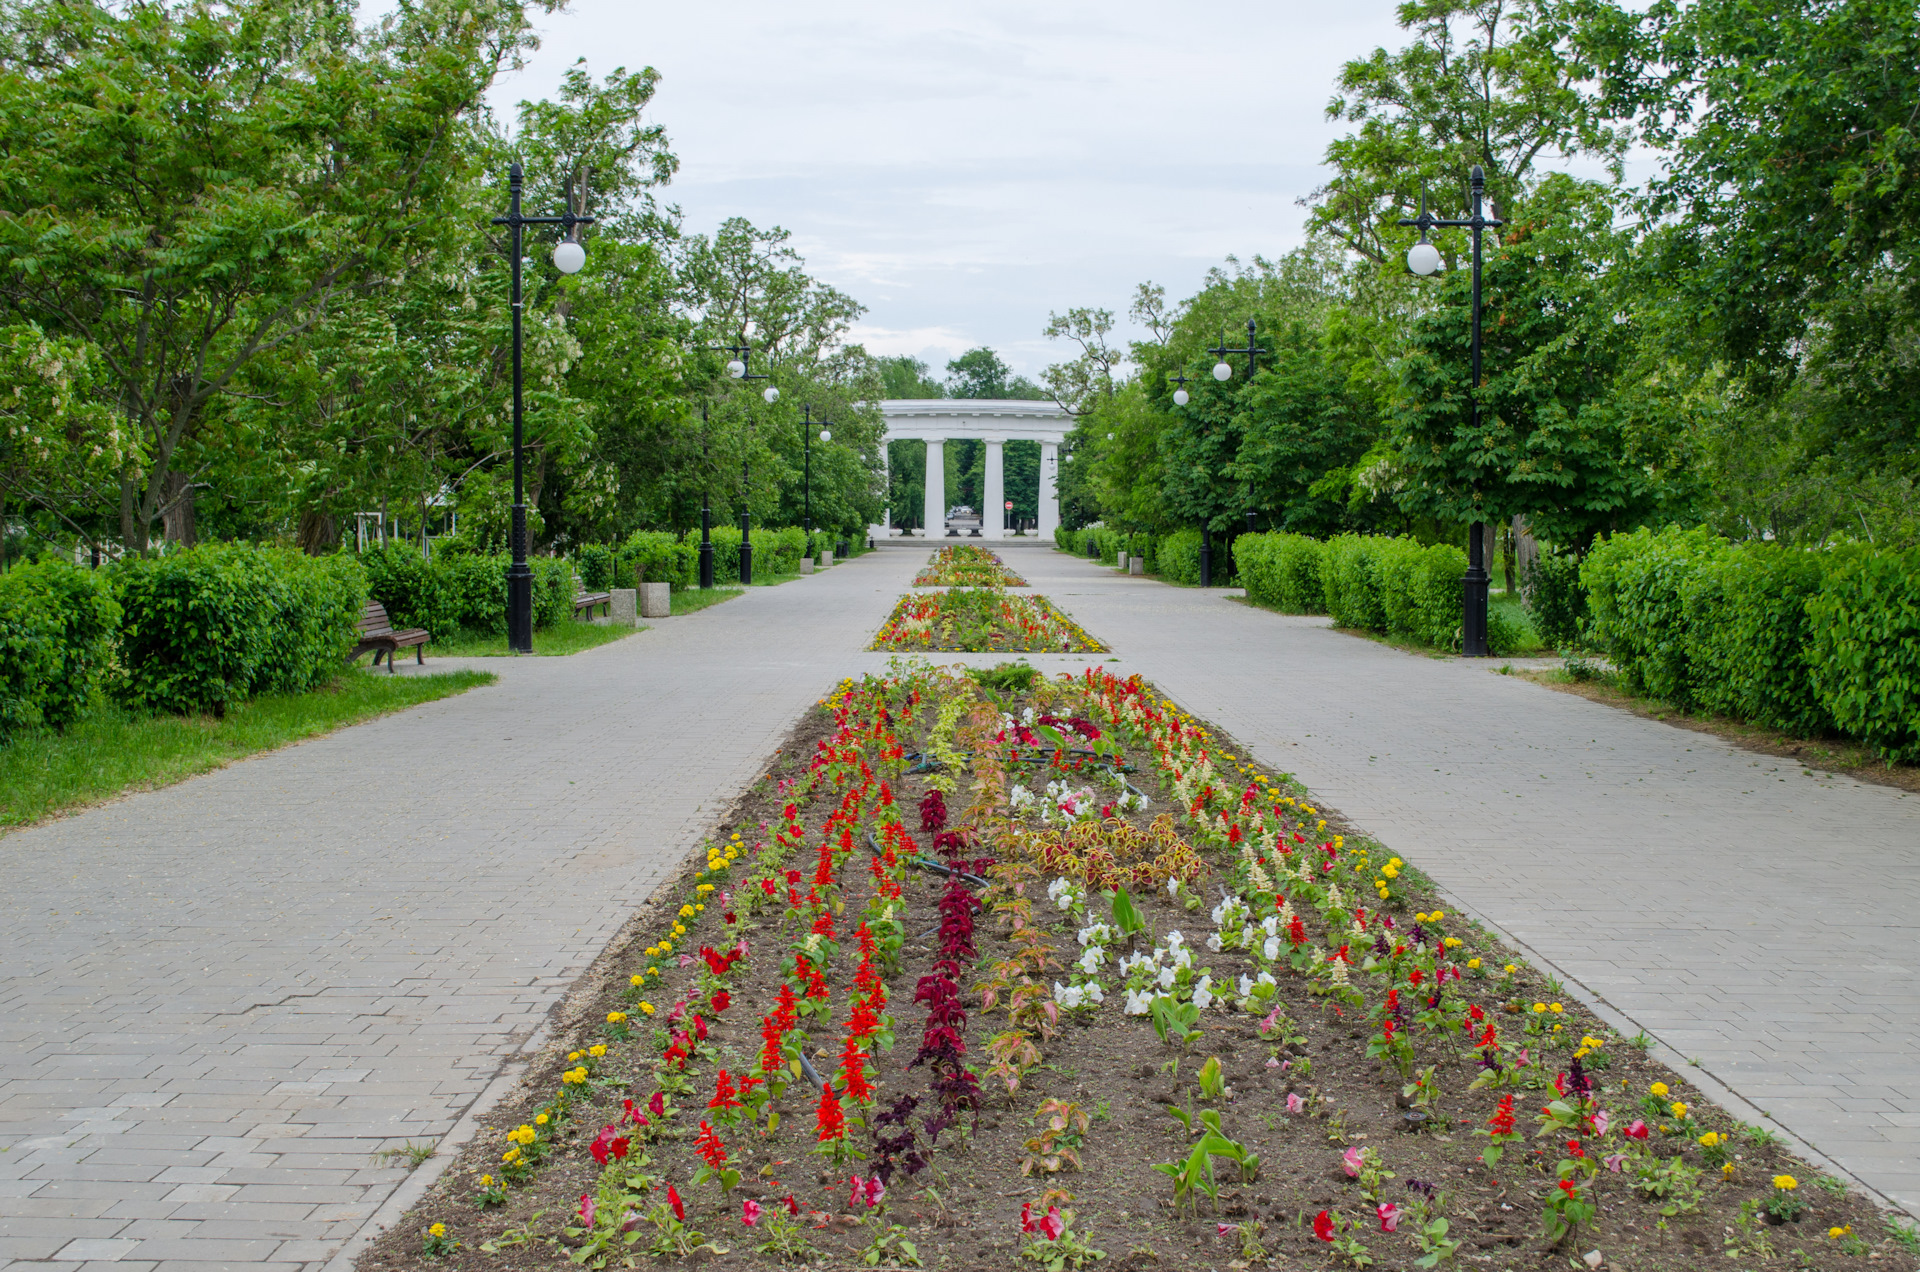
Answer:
1156;529;1204;586
576;544;615;592
1582;526;1920;760
0;561;121;742
1521;550;1586;650
1235;532;1326;612
1322;535;1391;632
117;545;367;715
1807;546;1920;763
620;531;698;590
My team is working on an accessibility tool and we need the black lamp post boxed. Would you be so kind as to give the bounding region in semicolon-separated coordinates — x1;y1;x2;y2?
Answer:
708;338;779;584
491;161;594;654
698;402;715;589
801;404;832;536
1399;166;1505;657
1199;318;1266;587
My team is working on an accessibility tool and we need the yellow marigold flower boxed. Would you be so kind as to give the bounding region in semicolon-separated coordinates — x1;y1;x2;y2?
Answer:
1467;958;1481;970
672;923;686;936
1773;1175;1796;1191
1670;1102;1688;1118
502;1147;521;1164
1650;1082;1669;1097
1552;1022;1563;1032
533;1113;548;1127
695;903;705;912
1830;1226;1851;1239
639;1002;655;1015
1316;819;1327;831
567;1051;582;1062
1376;878;1389;889
480;1175;493;1186
509;1124;537;1144
1548;1002;1564;1014
607;1011;627;1023
588;1044;607;1058
1444;937;1463;949
629;974;643;987
1581;1036;1602;1050
429;1223;446;1238
1504;964;1517;974
647;967;660;978
678;904;696;918
562;1066;588;1085
697;883;715;893
1699;1132;1721;1148
1532;1002;1548;1014
1333;834;1343;847
1414;912;1430;923
1722;1162;1736;1180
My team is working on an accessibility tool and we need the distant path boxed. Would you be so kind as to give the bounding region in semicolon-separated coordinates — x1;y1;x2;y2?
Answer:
0;550;919;1272
999;539;1920;1217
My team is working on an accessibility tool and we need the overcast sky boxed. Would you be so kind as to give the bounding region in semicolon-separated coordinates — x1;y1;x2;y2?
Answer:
459;1;1417;379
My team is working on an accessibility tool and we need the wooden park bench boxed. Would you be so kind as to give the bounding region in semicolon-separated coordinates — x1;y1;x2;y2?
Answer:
351;600;430;672
573;580;612;619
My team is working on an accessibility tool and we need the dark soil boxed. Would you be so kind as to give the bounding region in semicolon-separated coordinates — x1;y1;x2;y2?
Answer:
360;666;1902;1272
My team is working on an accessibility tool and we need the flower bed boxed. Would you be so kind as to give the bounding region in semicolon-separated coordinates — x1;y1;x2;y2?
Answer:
363;663;1900;1272
870;590;1105;653
913;546;1026;589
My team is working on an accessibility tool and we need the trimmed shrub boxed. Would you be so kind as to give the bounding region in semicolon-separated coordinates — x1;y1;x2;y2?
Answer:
360;543;448;637
438;551;509;635
1687;544;1833;736
0;561;121;741
1582;527;1726;704
531;557;573;628
1157;529;1204;586
1808;546;1920;763
576;543;615;591
622;531;698;590
1378;540;1469;650
1523;551;1586;651
1321;535;1389;632
118;544;366;715
1237;533;1327;613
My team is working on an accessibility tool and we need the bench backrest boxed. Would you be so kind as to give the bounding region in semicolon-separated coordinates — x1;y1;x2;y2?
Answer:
359;600;395;634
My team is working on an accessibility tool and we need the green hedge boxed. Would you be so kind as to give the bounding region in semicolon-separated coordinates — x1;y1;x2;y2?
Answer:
706;525;810;579
362;545;573;641
619;531;698;590
118;544;367;715
1584;527;1920;761
1157;529;1203;586
1522;551;1586;651
1235;532;1326;613
0;560;121;742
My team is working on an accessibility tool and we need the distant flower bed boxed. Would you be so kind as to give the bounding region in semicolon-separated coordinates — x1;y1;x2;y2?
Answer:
870;589;1104;652
912;545;1027;588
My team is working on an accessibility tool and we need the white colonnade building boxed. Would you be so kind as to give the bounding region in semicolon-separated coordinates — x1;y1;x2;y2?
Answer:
875;399;1070;538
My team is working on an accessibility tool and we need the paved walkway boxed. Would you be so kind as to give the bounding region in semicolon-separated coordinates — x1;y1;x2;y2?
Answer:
995;539;1920;1217
0;552;922;1272
6;537;1918;1272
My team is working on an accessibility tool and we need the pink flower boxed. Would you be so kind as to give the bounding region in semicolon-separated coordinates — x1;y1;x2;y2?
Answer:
850;1175;866;1208
1624;1120;1649;1140
1039;1207;1064;1241
1342;1146;1365;1177
865;1177;885;1207
1604;1153;1626;1173
1377;1202;1400;1232
678;954;694;967
576;1192;596;1228
1287;1093;1306;1114
1266;1056;1281;1069
1217;1223;1233;1237
1019;1202;1036;1234
1592;1109;1610;1135
741;1198;762;1226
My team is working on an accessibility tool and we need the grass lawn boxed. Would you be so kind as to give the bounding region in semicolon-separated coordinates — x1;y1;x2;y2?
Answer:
0;669;493;832
671;587;744;615
426;620;643;657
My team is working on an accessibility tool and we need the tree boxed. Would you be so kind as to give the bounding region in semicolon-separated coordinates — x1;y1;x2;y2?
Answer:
1309;0;1628;263
944;348;1046;400
876;356;943;398
1040;308;1121;415
1389;176;1693;546
0;0;543;552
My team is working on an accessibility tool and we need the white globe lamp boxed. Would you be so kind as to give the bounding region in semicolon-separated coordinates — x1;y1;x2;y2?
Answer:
820;429;831;442
552;240;586;274
1406;241;1442;277
726;359;745;379
1172;388;1190;406
763;385;780;404
1212;361;1232;381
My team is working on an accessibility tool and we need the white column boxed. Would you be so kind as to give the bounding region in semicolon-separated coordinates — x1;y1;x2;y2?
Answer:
1038;440;1060;537
871;440;891;540
983;437;1005;539
923;439;944;537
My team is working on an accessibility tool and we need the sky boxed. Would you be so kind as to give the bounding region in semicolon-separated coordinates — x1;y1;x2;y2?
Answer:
416;2;1422;379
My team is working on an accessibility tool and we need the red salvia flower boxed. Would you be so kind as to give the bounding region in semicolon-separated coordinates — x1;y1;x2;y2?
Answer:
695;1121;728;1169
709;1069;742;1111
667;1183;685;1221
814;1082;846;1142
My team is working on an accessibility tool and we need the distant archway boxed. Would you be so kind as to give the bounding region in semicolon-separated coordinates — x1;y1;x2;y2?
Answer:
875;399;1070;538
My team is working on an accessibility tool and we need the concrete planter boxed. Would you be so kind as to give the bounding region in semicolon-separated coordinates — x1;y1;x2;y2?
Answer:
818;551;832;568
1116;551;1128;571
639;582;671;619
1130;558;1144;576
610;589;637;625
799;558;814;575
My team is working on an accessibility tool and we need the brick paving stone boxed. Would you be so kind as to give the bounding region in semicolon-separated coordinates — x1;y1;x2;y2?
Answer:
995;539;1920;1218
0;552;918;1267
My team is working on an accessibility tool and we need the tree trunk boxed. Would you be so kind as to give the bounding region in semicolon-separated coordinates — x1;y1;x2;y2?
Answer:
296;510;338;555
161;471;196;547
1512;515;1538;597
